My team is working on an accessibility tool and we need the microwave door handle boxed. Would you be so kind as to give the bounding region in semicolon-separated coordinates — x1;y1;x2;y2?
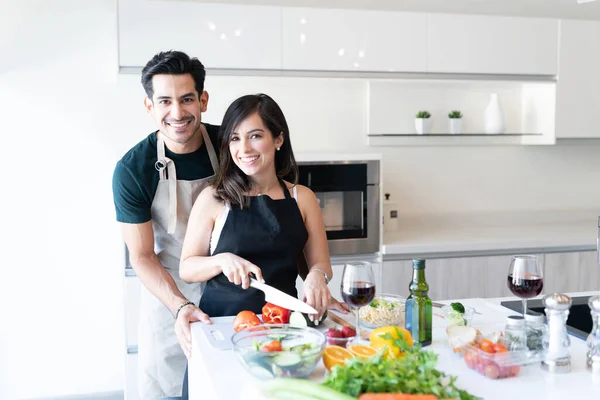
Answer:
361;191;364;231
308;172;312;187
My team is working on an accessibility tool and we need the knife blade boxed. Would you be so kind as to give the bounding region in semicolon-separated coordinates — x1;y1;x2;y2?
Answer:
249;278;317;314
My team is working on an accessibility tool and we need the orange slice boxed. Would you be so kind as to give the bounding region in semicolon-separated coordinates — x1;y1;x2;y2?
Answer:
347;344;379;359
322;345;353;371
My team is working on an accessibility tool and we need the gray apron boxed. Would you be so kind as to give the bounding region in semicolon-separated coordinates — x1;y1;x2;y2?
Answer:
138;125;219;399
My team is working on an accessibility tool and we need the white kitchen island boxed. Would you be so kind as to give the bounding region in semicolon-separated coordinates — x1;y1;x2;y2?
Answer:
189;295;600;400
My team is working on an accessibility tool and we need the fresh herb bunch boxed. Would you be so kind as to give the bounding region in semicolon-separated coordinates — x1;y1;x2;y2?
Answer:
322;327;480;400
451;302;466;314
448;110;463;119
416;111;431;118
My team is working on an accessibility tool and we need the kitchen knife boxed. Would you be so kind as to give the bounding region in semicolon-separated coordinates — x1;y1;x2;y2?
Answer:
249;278;318;314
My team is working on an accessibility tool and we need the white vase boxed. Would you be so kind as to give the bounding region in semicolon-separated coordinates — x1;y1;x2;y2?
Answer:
484;93;505;134
414;118;432;134
448;118;462;134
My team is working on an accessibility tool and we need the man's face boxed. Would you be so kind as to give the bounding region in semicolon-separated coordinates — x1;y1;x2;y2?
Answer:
144;73;208;151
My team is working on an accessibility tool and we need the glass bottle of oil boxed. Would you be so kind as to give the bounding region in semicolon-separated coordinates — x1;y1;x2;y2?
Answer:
405;259;433;346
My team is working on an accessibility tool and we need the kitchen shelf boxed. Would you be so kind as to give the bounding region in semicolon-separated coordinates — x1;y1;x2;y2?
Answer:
367;133;550;146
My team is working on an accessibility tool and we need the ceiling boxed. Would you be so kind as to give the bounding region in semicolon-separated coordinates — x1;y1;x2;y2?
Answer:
166;0;600;20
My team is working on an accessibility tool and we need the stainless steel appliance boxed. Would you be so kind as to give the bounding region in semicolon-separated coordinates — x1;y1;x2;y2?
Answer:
297;160;380;256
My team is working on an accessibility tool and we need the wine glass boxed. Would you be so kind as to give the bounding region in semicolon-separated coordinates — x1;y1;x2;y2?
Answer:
341;261;376;339
507;255;544;317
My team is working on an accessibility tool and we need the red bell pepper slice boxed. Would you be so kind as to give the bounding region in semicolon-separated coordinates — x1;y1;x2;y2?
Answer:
261;302;291;324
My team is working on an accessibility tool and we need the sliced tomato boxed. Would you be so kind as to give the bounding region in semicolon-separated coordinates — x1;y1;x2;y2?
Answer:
261;302;291;324
233;310;262;332
261;340;283;352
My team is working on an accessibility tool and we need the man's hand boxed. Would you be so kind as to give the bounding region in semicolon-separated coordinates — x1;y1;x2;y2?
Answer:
175;304;211;359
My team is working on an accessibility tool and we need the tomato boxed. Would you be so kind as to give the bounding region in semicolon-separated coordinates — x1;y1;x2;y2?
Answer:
261;302;291;324
479;339;496;353
484;363;500;379
493;343;508;353
261;340;283;352
233;310;261;332
464;349;477;369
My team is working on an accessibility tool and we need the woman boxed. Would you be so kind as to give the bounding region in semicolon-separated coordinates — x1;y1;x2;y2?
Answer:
179;93;334;320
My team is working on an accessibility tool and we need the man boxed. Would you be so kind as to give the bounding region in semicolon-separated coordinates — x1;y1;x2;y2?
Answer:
112;51;218;400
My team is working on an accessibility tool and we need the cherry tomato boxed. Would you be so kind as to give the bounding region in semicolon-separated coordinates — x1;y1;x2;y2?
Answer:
464;350;477;369
479;339;496;353
262;302;291;324
484;363;500;379
233;310;262;332
261;340;283;352
493;343;508;353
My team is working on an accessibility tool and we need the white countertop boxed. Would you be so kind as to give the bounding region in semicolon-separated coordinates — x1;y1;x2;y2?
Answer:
383;210;598;258
188;292;600;400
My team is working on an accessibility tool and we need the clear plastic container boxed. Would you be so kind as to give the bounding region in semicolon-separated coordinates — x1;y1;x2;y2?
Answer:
462;336;545;380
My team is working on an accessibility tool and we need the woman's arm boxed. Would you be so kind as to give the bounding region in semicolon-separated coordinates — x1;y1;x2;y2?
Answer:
179;186;223;283
180;187;264;287
295;184;333;316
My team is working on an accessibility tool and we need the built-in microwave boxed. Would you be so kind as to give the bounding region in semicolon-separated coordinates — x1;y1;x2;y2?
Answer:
297;160;380;256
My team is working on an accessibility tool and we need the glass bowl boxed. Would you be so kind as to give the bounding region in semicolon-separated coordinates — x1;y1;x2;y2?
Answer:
358;293;405;329
231;324;326;380
441;304;476;327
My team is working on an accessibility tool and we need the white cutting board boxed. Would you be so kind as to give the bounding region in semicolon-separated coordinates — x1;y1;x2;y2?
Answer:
197;315;263;350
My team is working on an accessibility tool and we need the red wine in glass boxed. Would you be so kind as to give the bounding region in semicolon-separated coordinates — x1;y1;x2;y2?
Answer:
341;261;375;338
342;281;376;307
507;274;544;298
507;255;544;316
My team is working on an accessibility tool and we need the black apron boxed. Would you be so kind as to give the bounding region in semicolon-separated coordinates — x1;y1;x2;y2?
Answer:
199;180;309;317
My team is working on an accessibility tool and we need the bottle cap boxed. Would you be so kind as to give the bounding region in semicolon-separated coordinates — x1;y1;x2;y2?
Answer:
524;312;545;324
506;315;525;326
412;259;426;270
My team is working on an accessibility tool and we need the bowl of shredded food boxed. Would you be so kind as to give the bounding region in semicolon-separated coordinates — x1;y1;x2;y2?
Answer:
357;294;405;329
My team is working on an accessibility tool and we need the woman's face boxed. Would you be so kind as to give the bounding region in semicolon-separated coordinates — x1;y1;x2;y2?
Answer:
229;112;283;178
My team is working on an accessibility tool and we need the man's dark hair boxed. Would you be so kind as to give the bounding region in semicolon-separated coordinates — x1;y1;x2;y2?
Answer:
141;50;206;99
213;93;299;208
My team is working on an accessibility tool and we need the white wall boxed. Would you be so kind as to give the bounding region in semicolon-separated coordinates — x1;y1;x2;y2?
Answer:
1;1;600;399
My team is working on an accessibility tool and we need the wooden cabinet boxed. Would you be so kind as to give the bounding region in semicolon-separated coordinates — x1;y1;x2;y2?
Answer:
382;256;515;300
555;20;600;139
282;8;427;72
382;251;597;300
543;251;600;293
427;14;559;75
118;0;282;70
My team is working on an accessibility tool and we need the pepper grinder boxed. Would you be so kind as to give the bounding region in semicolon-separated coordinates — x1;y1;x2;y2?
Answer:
541;293;572;373
587;295;600;372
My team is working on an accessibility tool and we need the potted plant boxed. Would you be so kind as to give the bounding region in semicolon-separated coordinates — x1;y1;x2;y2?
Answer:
448;110;463;134
415;110;432;134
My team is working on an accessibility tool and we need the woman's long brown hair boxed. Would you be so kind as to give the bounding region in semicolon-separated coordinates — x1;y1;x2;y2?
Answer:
212;94;299;208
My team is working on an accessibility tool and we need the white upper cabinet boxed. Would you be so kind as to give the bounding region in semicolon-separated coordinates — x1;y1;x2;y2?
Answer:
282;8;428;72
555;20;600;139
427;14;559;75
118;0;282;69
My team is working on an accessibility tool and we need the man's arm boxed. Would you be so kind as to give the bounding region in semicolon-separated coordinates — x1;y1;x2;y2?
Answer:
121;221;188;316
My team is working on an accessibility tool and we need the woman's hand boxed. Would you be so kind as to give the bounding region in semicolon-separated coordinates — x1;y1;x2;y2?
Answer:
174;304;211;359
303;269;331;323
217;252;264;289
327;296;350;313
